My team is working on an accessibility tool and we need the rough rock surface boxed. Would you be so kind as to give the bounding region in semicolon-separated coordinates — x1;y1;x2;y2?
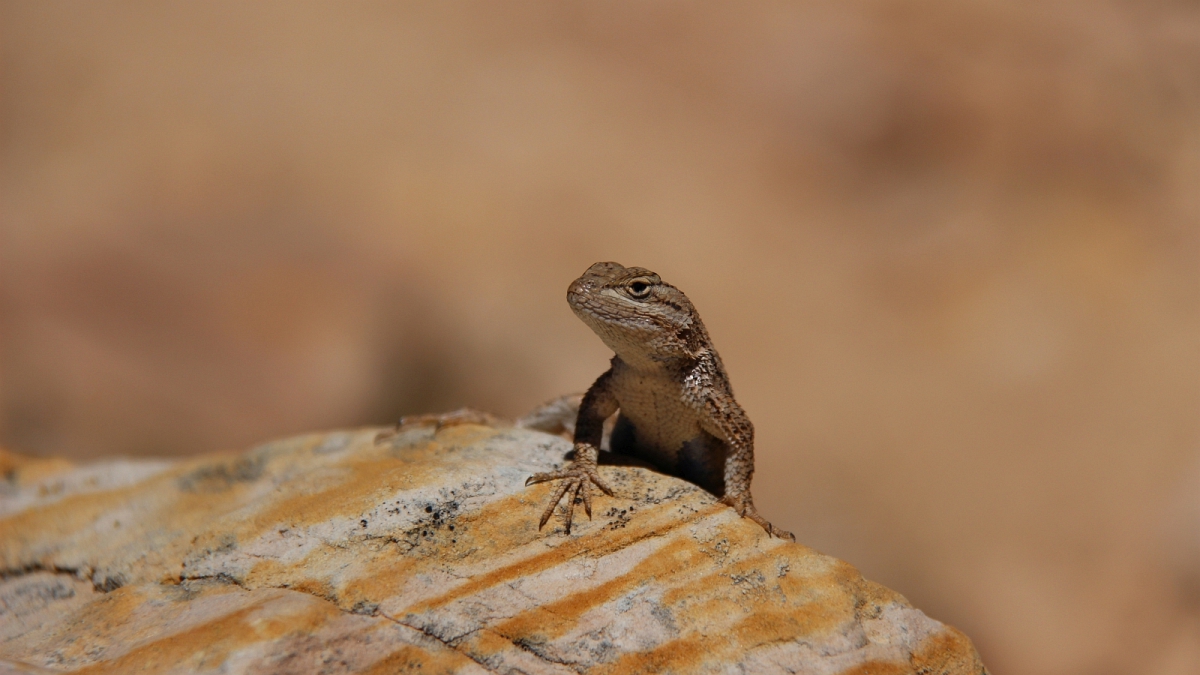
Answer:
0;424;987;674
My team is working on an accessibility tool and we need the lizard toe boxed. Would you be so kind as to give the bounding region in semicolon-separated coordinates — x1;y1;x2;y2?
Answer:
526;469;570;486
537;477;574;529
582;467;614;496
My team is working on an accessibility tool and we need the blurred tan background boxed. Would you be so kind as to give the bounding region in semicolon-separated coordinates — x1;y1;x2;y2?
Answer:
1;1;1198;672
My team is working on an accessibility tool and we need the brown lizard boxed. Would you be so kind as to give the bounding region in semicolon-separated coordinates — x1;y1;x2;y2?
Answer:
525;262;793;539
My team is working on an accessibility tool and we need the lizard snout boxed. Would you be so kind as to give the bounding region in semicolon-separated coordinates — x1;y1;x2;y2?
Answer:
566;278;597;309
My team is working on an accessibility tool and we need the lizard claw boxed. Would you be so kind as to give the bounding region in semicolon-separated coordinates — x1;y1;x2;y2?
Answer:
526;463;613;533
721;495;795;541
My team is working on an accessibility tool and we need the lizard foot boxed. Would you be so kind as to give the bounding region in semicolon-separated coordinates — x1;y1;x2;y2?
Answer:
375;408;501;445
525;458;614;534
721;495;795;541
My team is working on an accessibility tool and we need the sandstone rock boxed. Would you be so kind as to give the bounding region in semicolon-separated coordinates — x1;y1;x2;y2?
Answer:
0;425;987;674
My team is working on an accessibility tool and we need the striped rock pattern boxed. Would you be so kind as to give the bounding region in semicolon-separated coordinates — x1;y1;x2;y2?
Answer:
0;424;987;674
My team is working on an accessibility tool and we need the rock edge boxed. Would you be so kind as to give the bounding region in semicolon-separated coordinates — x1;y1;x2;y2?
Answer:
0;424;988;674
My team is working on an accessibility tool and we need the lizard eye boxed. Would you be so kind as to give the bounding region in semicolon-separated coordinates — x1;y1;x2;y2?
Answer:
627;280;652;298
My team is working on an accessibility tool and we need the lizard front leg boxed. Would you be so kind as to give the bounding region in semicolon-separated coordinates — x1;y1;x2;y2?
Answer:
525;369;618;533
689;362;794;541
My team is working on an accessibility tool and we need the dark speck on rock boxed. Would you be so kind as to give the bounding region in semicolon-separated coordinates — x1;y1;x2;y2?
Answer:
177;456;265;493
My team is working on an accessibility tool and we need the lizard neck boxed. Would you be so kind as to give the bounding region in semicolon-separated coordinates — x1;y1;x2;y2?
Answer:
610;350;699;376
601;322;711;374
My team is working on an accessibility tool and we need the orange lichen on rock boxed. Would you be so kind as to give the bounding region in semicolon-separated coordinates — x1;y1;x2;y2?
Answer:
0;448;74;487
0;424;987;674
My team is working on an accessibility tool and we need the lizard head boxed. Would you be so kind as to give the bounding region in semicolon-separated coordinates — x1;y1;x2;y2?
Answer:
567;262;708;365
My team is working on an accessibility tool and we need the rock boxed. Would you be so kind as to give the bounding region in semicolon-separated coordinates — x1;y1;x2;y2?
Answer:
0;424;987;674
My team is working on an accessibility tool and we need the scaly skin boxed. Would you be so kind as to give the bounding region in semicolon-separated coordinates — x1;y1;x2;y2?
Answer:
526;262;793;539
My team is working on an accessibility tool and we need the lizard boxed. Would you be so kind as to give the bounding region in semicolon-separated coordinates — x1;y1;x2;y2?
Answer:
525;261;793;540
